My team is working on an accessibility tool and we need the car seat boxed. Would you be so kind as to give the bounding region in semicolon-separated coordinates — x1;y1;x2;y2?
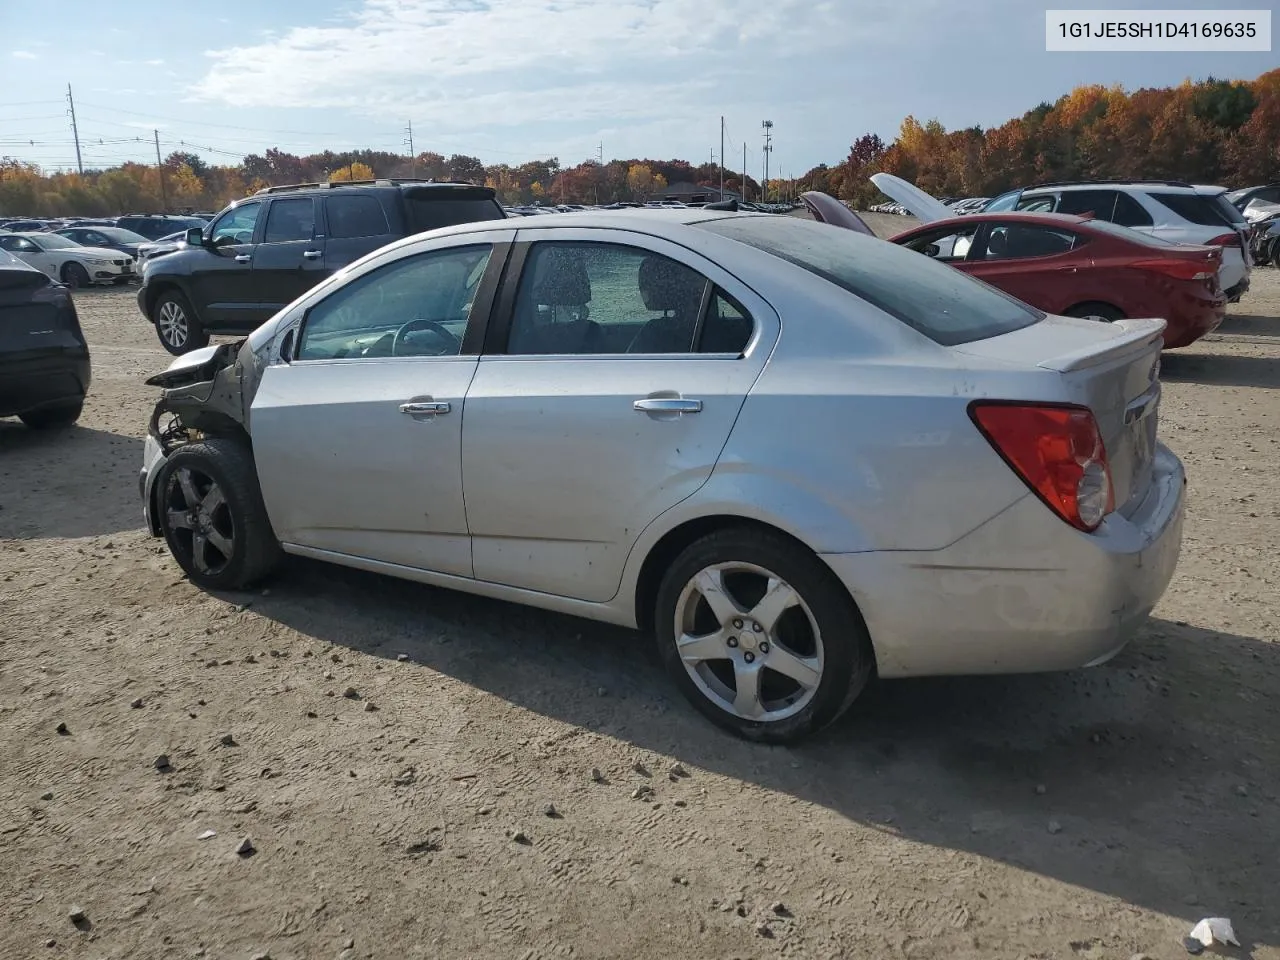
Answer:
627;255;707;353
507;246;598;354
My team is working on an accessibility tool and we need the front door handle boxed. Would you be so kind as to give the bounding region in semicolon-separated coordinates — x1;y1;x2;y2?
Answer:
234;254;251;263
399;400;451;417
633;397;702;414
302;250;322;260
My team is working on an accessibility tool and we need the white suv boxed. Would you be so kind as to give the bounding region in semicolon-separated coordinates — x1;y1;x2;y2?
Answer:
984;181;1252;302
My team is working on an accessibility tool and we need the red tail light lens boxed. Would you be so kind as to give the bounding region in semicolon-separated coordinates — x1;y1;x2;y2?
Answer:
969;402;1115;532
1130;258;1218;282
1207;232;1241;248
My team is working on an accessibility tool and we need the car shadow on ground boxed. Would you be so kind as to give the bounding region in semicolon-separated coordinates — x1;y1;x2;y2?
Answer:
1213;310;1280;339
0;420;143;538
1160;351;1280;389
244;556;1280;944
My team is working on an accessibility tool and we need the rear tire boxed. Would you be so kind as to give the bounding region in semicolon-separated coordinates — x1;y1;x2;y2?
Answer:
653;527;874;744
1064;302;1125;323
155;438;283;591
19;400;84;429
152;290;208;355
61;262;91;289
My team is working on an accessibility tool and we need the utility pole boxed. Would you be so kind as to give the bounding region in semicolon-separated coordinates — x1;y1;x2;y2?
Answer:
762;120;773;204
743;143;747;202
154;129;168;212
66;84;83;175
719;116;725;198
404;120;414;177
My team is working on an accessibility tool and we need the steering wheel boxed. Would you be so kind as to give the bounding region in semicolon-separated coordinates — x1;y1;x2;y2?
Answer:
392;318;462;356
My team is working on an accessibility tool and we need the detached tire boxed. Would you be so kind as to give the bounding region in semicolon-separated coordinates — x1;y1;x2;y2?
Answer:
152;289;208;355
156;438;283;591
19;400;83;429
1064;302;1124;323
654;527;874;744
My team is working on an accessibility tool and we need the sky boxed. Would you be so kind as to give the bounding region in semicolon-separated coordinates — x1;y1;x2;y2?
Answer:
0;0;1274;178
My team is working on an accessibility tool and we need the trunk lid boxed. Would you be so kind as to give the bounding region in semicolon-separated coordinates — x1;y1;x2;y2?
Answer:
955;316;1166;516
0;255;83;353
869;173;953;223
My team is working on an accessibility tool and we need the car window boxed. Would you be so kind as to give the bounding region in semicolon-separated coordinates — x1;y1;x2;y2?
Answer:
83;231;108;246
0;235;38;253
699;289;753;354
1112;192;1154;227
1147;192;1236;227
899;224;979;262
297;244;492;361
1014;195;1055;213
984;224;1078;259
696;215;1041;347
210;202;263;245
1054;190;1118;220
506;242;710;356
325;195;389;239
263;198;315;244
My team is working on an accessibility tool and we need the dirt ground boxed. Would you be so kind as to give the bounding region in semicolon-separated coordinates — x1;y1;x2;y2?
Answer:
2;244;1279;960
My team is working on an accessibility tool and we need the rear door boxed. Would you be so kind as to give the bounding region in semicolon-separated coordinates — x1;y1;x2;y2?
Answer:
251;196;327;313
460;227;777;603
321;193;399;273
964;221;1084;310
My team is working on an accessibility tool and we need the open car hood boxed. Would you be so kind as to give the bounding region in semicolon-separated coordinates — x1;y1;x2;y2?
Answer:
869;173;953;223
1242;199;1280;223
798;192;875;234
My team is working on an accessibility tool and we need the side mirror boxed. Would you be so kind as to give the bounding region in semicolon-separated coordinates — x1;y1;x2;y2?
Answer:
185;227;204;247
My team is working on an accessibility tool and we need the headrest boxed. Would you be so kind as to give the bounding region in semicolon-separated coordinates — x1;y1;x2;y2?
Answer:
638;255;704;313
986;229;1008;256
532;247;590;306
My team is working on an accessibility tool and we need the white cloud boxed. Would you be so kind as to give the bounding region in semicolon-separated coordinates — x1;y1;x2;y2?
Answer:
190;0;940;129
12;50;38;60
145;58;165;66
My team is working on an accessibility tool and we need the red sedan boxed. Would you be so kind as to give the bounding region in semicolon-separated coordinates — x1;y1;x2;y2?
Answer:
799;194;1226;349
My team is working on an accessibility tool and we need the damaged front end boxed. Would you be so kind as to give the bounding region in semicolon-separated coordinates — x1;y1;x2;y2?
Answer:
144;339;265;453
140;337;270;534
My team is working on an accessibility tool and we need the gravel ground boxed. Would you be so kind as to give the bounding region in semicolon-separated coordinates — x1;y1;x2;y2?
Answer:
2;252;1279;960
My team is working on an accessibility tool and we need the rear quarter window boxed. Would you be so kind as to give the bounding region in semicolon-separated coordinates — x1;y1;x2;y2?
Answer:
1148;192;1237;227
697;216;1042;347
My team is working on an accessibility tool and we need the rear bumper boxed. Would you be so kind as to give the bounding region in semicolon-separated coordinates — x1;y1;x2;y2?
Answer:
822;443;1186;679
1162;292;1227;349
0;350;91;417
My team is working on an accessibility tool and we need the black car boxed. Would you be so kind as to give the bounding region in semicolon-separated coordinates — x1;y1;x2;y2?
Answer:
0;249;90;429
116;214;209;242
137;179;507;354
55;225;150;263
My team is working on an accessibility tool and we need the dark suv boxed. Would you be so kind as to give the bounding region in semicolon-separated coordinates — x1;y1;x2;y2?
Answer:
116;214;210;241
137;180;506;354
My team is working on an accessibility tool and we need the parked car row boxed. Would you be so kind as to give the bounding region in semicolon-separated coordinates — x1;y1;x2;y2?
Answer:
1;213;209;240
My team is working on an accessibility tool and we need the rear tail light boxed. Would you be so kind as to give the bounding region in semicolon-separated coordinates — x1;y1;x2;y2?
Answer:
1130;258;1217;282
969;402;1115;532
1207;232;1241;248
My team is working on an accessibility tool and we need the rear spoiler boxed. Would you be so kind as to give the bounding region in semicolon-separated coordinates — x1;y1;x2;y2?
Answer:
1037;318;1166;373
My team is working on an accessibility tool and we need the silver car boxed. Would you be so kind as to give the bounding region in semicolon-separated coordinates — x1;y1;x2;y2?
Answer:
138;210;1186;742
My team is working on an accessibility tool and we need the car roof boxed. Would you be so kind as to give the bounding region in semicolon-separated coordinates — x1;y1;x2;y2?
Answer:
895;211;1091;232
1023;181;1215;195
420;207;755;240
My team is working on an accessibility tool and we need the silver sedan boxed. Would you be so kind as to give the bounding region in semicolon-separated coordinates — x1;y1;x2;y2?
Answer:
138;210;1186;742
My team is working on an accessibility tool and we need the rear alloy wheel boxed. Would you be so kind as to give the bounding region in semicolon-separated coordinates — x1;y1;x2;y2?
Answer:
654;528;874;743
153;291;209;355
61;261;91;289
156;439;283;590
1064;302;1125;323
19;400;84;429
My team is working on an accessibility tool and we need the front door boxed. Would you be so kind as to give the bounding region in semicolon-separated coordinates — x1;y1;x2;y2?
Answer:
190;200;265;330
461;229;777;603
962;221;1083;308
250;238;505;578
251;196;327;314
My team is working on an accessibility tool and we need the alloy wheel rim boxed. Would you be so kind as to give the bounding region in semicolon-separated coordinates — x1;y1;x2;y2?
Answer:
164;466;234;576
158;301;188;347
674;562;824;722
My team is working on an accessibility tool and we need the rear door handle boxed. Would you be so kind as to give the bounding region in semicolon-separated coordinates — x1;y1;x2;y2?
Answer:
302;250;322;260
633;398;702;414
399;400;451;417
234;254;251;263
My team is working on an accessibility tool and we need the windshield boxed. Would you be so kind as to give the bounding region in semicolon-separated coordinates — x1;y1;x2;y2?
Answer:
33;234;81;250
697;215;1042;346
99;227;149;243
